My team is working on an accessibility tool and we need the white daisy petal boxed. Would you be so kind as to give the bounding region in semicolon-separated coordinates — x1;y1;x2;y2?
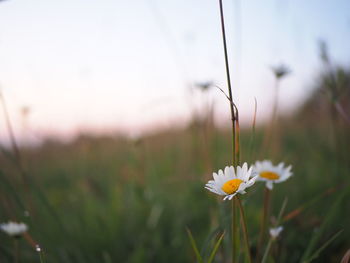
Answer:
266;181;273;190
236;165;242;179
223;195;230;201
213;173;220;182
242;166;253;181
228;194;235;200
224;166;230;177
229;166;235;177
242;162;248;173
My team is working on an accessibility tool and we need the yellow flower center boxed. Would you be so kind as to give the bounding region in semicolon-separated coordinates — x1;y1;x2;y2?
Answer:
221;179;243;194
260;171;280;180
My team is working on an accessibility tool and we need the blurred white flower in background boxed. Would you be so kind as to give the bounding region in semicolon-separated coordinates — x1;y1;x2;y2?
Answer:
254;160;292;190
0;221;28;237
269;226;283;239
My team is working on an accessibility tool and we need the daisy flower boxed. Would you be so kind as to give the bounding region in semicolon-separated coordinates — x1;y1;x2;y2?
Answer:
0;221;28;238
205;162;257;201
269;226;283;239
254;160;292;190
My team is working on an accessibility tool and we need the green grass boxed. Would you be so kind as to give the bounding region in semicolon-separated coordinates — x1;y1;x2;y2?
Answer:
0;110;349;263
1;61;350;262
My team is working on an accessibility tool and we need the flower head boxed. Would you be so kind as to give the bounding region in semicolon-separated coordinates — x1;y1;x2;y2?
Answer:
205;163;257;201
269;226;283;239
254;160;292;190
0;221;28;237
271;64;291;79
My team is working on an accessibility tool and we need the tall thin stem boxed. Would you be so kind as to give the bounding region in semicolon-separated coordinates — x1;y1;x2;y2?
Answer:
261;79;280;157
231;198;237;262
261;238;273;263
218;0;236;166
13;238;19;263
36;245;45;263
262;198;288;263
271;79;280;127
257;188;271;262
0;90;34;213
237;197;252;263
234;108;240;165
218;1;238;262
0;92;23;170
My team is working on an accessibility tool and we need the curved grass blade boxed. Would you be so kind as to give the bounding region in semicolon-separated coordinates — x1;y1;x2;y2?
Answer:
186;228;204;263
283;186;336;222
207;231;225;263
0;170;26;211
303;229;343;263
200;226;222;259
261;198;288;263
300;190;346;262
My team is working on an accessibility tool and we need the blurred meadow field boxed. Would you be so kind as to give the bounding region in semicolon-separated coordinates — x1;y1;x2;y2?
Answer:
1;0;350;263
1;60;349;262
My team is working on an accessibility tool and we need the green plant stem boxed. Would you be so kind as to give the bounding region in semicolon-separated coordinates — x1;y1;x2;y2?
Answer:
237;196;252;263
218;0;236;167
261;79;280;156
232;198;237;262
235;109;240;165
261;238;273;263
0;90;35;216
262;198;288;263
0;92;22;166
249;98;257;161
37;245;45;263
218;1;237;263
13;238;19;263
257;188;271;261
271;79;280;127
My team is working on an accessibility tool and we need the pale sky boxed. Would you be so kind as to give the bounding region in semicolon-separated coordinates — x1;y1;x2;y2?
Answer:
0;0;349;143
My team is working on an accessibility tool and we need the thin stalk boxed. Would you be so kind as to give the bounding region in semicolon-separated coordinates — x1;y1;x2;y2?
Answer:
218;0;236;166
261;79;280;156
261;198;288;263
249;98;257;161
0;90;35;216
271;79;280;127
13;238;19;263
334;101;350;124
231;197;237;262
257;188;271;261
261;238;273;263
218;1;238;263
0;92;22;166
36;245;45;263
234;107;240;165
237;197;252;263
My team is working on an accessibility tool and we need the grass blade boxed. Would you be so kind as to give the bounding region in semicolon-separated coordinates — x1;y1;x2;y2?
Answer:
207;231;225;263
186;228;204;263
261;198;288;263
300;190;345;262
200;226;221;259
283;186;336;222
303;229;343;263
